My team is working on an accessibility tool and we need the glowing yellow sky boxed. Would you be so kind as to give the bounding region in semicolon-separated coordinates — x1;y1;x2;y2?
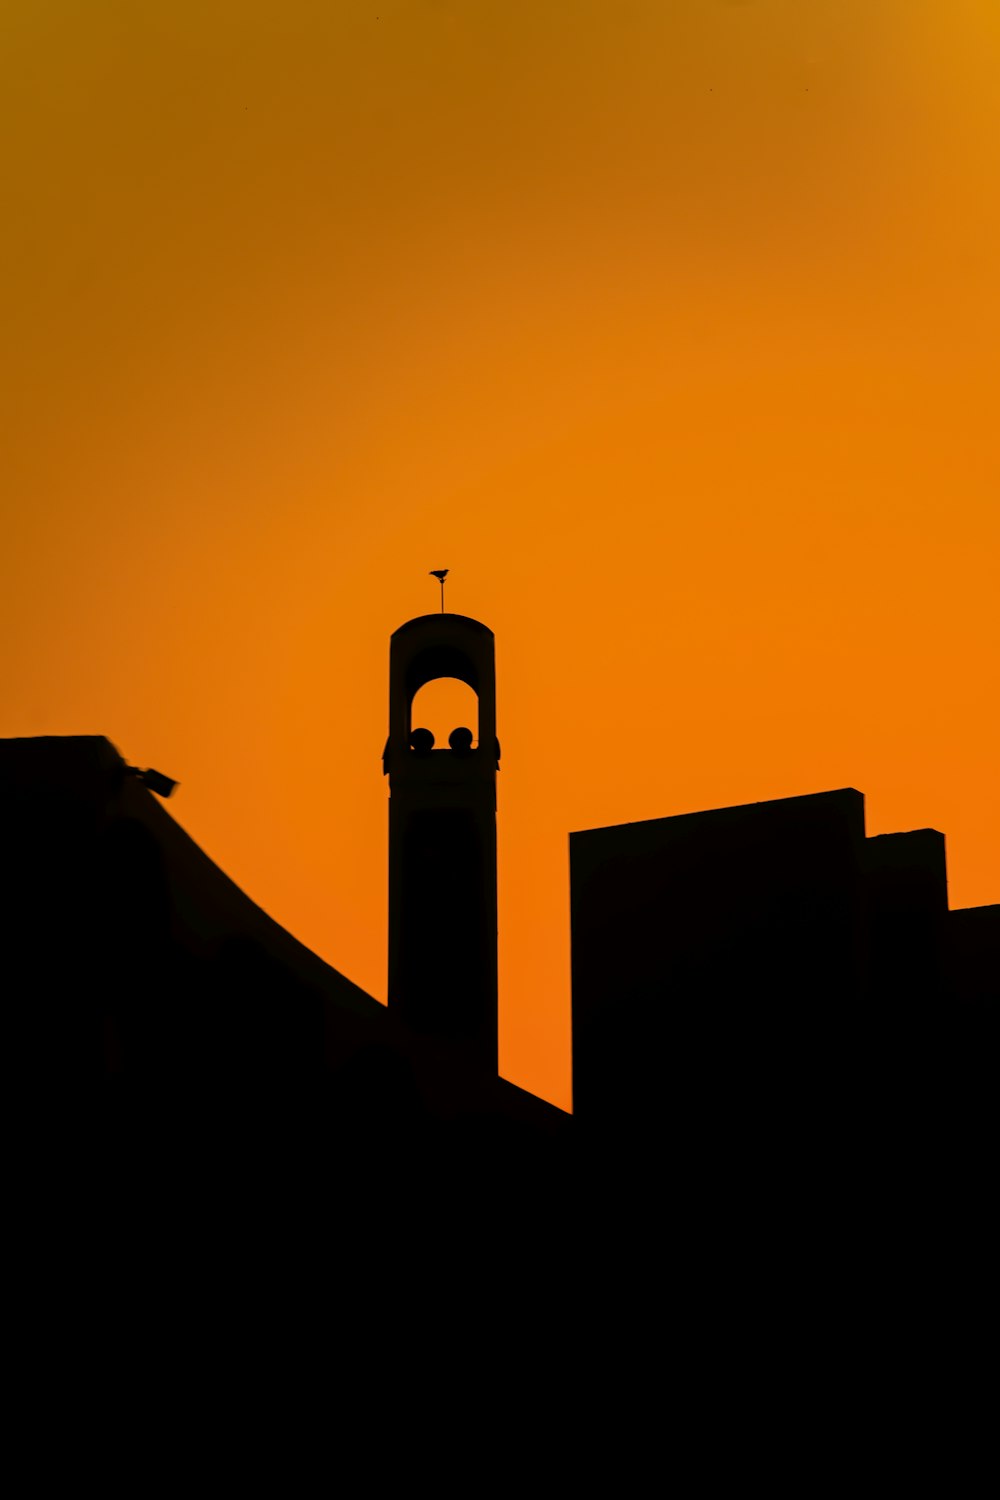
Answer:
3;2;998;1108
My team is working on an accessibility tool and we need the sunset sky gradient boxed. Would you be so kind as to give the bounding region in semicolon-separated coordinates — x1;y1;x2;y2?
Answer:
4;2;998;1109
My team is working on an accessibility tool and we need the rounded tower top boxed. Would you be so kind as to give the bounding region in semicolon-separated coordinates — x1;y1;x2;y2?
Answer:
385;612;498;778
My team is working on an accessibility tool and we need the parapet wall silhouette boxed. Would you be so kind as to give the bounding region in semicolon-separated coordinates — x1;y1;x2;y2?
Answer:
572;787;996;1191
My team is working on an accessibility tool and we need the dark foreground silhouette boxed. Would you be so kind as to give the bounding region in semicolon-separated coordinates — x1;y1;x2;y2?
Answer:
3;724;996;1458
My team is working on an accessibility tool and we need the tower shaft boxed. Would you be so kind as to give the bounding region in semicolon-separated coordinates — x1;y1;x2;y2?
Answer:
384;614;499;1074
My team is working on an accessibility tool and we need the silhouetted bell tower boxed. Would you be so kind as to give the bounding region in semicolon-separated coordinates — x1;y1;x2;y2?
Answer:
384;612;499;1074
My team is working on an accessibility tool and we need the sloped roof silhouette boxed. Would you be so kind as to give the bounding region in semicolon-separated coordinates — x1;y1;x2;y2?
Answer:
1;734;564;1138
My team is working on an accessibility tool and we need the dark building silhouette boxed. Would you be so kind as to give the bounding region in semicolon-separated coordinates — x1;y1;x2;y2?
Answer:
384;612;499;1075
2;616;996;1223
4;609;998;1454
570;788;998;1207
1;728;562;1209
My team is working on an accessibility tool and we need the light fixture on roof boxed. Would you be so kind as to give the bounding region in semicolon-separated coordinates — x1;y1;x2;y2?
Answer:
126;764;178;798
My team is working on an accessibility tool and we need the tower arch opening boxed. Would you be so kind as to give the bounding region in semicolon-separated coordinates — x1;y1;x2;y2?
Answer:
409;676;480;751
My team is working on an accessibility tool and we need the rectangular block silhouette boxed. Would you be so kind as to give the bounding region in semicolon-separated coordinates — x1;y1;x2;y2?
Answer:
569;788;869;1136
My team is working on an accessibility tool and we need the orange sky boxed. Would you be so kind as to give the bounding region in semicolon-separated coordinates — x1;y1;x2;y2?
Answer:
3;2;997;1110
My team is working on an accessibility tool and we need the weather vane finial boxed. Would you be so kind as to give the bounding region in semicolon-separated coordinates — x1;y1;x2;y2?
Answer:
429;569;449;613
